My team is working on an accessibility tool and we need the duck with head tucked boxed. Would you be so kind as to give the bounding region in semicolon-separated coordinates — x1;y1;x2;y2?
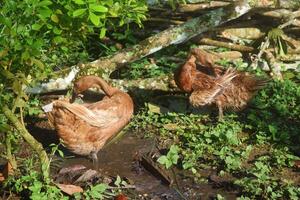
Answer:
44;76;134;164
175;48;269;120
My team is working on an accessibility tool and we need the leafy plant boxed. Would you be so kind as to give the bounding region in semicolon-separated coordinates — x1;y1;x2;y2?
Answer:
267;28;287;57
158;144;180;169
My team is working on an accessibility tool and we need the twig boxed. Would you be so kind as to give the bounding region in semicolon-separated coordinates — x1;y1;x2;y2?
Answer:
197;37;254;52
106;185;136;189
147;17;185;25
177;1;230;13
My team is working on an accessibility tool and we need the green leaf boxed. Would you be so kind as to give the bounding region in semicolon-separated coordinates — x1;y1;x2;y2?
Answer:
92;184;107;193
58;149;64;157
61;46;69;52
0;69;14;79
170;154;179;164
73;8;87;17
114;175;121;186
37;0;53;7
15;98;26;108
31;58;45;70
89;12;100;26
51;14;59;23
12;81;22;94
32;24;42;31
99;27;106;38
0;123;10;132
53;36;65;44
89;4;108;13
157;155;168;165
53;27;62;35
166;160;172;169
268;125;277;134
37;8;52;19
73;0;85;5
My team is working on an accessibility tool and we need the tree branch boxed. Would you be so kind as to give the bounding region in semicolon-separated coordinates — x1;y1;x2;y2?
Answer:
3;106;50;181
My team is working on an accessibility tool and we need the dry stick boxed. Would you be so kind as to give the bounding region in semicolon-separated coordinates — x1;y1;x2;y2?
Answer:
177;1;230;13
256;8;300;19
265;50;283;79
3;105;50;181
146;17;185;25
197;37;254;52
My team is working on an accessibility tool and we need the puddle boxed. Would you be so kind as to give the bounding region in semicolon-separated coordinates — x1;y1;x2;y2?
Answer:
62;134;183;199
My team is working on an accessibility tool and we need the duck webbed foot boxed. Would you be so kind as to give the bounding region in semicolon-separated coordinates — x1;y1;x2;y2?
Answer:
90;151;99;169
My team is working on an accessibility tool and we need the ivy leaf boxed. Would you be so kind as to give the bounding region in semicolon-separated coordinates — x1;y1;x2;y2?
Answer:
89;12;100;26
73;8;87;17
89;4;108;13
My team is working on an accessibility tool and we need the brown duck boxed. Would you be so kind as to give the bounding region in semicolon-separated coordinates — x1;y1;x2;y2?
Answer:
175;48;268;119
44;76;134;163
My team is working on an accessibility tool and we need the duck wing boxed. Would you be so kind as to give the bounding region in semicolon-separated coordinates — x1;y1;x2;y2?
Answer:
53;100;121;128
190;68;237;106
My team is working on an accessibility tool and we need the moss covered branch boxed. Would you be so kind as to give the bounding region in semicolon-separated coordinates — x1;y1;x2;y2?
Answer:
2;105;50;181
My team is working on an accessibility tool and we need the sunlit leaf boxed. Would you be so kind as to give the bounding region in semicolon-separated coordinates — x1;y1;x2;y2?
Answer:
73;8;87;17
89;4;108;13
157;155;168;165
37;8;52;19
73;0;85;5
15;98;26;108
37;0;53;7
51;14;59;23
32;24;42;31
53;27;62;35
89;12;100;26
99;27;106;38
